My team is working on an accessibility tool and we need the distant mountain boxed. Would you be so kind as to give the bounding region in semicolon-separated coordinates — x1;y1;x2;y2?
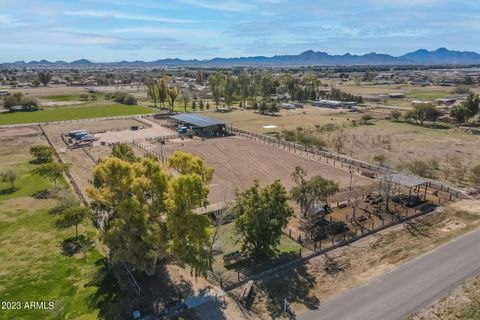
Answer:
400;48;480;64
3;48;480;67
70;59;94;66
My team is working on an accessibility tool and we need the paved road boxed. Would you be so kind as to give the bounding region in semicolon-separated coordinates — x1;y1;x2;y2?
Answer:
299;228;480;320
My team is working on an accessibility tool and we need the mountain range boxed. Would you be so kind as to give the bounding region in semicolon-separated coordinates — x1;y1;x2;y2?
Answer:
3;48;480;67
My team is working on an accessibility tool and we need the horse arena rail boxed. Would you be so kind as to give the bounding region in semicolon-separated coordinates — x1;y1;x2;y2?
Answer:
225;125;467;200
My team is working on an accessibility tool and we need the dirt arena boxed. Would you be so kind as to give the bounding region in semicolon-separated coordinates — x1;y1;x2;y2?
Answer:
153;136;374;204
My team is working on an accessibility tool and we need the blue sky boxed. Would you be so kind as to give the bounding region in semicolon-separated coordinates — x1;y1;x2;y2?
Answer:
0;0;479;62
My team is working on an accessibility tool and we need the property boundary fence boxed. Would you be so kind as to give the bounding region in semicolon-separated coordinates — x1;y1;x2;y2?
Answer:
0;113;165;129
226;125;467;200
39;124;90;205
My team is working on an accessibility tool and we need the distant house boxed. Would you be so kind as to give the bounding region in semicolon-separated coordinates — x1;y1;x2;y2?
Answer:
387;93;405;99
281;103;296;109
411;100;431;105
0;90;9;96
311;100;357;109
435;98;456;106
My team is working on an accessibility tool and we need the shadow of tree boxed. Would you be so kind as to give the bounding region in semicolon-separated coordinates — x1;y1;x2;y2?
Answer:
61;235;94;256
191;292;228;320
0;187;18;195
256;264;319;319
85;258;125;320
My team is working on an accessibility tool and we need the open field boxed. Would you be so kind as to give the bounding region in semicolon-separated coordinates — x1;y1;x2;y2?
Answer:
324;81;457;108
153;136;373;204
0;103;156;125
0;134;107;319
248;199;480;319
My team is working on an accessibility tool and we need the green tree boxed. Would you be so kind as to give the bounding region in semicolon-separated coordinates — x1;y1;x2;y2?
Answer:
56;205;91;239
88;154;214;276
30;145;55;163
223;76;237;107
111;143;137;163
37;71;52;86
32;162;70;187
390;110;401;121
450;105;469;124
181;91;190;112
167;85;179;111
463;92;480;119
233;180;293;261
157;77;169;108
1;170;17;190
167;151;214;187
146;78;158;107
208;72;224;107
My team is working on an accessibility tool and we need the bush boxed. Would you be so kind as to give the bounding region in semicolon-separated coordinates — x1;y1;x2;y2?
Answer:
111;92;137;105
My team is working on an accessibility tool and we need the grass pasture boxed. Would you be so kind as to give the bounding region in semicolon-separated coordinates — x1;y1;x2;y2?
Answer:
0;135;109;320
0;103;156;125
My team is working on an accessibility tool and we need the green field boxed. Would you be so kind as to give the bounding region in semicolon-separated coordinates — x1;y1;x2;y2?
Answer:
0;104;156;125
40;94;102;102
0;137;109;319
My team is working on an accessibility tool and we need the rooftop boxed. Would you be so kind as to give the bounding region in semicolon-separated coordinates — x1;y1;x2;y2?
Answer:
170;113;226;128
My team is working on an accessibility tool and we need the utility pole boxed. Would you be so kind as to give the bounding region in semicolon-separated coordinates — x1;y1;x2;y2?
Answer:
348;170;353;206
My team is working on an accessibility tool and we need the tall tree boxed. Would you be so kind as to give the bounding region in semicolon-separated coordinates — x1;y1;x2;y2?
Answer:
223;76;237;107
181;91;190;112
146;78;158;107
37;71;52;86
157;77;169;108
87;154;215;276
233;180;293;261
167;85;179;111
30;145;55;163
208;71;224;107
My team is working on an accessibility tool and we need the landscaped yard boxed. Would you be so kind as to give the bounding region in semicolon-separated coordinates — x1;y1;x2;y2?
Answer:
0;104;156;125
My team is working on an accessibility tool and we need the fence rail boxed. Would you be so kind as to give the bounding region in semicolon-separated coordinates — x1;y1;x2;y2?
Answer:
226;125;467;200
0;113;165;129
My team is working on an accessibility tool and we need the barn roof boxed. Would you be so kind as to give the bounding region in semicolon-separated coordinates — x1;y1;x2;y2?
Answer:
170;113;226;128
390;173;428;188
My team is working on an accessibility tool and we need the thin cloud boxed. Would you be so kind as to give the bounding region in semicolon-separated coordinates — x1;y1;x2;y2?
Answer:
64;10;195;23
179;0;256;12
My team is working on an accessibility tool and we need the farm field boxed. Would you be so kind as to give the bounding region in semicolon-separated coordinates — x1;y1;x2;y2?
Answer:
335;82;456;108
154;136;373;204
0;134;107;319
0;103;156;125
204;106;349;133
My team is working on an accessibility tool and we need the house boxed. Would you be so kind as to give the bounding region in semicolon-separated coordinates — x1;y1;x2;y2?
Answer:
411;100;431;105
0;90;9;96
387;93;405;99
281;103;296;109
435;98;456;106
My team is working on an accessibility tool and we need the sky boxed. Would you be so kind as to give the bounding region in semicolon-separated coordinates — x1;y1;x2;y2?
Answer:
0;0;479;62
